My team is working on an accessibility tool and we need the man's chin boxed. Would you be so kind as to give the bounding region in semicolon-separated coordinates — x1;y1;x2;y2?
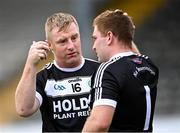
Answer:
67;56;81;65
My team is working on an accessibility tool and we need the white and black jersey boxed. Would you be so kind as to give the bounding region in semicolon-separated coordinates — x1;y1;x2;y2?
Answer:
90;52;159;132
35;57;99;132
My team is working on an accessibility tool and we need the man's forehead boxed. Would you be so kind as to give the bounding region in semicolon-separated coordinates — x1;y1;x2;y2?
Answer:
93;26;101;36
52;22;78;33
52;26;79;38
93;26;98;32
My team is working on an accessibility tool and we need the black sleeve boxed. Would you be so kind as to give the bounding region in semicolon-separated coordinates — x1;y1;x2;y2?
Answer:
100;69;121;101
92;64;125;107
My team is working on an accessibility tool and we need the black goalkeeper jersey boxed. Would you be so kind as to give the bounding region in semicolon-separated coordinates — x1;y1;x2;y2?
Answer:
35;57;99;132
90;52;159;132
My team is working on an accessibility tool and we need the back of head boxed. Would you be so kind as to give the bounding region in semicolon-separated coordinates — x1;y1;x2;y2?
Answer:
45;12;79;39
93;9;135;46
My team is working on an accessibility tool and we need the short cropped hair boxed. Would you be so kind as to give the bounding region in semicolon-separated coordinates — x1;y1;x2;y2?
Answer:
45;12;79;39
93;9;135;45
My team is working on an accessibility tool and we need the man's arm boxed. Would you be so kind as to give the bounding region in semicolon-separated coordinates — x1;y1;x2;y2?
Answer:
15;41;49;117
82;105;115;132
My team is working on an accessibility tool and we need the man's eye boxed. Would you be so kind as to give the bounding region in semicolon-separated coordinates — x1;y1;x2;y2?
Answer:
71;35;78;41
92;37;96;42
59;39;67;44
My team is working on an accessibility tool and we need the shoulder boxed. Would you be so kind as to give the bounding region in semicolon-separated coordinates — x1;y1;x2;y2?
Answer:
95;59;117;77
43;62;53;70
37;62;54;77
84;58;100;68
135;54;158;71
95;56;132;78
98;57;123;71
84;58;99;64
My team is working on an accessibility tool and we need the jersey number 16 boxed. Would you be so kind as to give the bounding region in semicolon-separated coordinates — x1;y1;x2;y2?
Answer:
71;83;81;92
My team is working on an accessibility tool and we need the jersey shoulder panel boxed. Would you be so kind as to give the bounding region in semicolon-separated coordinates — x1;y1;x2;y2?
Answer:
125;54;159;86
84;58;100;71
84;58;100;66
37;62;54;83
43;62;53;69
84;58;99;63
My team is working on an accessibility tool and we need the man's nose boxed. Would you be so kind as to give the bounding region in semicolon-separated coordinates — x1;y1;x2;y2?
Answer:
67;40;75;50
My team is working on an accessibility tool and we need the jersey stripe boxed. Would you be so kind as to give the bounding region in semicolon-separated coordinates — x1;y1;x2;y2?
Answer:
94;62;111;100
93;58;120;100
144;85;151;130
93;62;106;88
93;62;107;100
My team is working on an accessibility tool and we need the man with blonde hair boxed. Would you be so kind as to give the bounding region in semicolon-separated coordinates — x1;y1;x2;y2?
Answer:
15;12;99;132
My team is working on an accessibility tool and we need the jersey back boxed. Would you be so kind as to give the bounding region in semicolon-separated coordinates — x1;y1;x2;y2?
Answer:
91;54;159;132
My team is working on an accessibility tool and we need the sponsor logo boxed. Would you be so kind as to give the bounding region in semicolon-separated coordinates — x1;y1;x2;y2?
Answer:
53;97;91;119
54;84;66;91
45;77;91;96
53;97;90;112
68;77;82;83
131;57;142;64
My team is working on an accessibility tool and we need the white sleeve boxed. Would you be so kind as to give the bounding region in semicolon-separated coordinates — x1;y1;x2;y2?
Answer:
93;99;117;108
35;91;43;106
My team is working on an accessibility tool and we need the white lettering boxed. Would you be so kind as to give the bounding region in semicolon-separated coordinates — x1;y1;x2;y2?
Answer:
80;97;89;109
133;70;138;77
53;97;90;113
53;112;76;119
78;110;89;117
72;99;80;110
62;100;71;111
136;67;155;75
53;101;61;112
78;111;82;116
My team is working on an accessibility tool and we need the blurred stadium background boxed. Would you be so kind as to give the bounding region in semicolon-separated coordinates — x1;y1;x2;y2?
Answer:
0;0;180;132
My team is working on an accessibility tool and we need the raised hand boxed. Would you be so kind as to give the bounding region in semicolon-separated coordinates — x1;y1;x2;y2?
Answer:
27;41;50;66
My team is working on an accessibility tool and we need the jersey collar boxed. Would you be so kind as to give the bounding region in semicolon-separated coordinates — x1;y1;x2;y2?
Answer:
109;51;135;61
53;56;85;72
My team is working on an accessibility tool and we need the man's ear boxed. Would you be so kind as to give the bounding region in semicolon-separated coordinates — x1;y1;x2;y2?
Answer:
106;31;113;45
46;39;53;52
49;43;52;50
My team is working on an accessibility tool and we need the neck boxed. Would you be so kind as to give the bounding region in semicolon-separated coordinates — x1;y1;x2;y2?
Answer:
55;57;82;68
54;57;85;72
109;43;132;60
